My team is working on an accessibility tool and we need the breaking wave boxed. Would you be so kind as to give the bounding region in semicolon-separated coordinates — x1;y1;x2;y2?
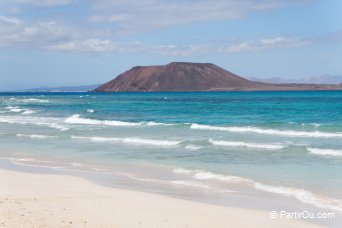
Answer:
16;134;57;139
5;106;25;113
0;116;69;131
65;114;140;126
22;98;49;103
190;123;342;138
173;168;342;211
307;148;342;157
185;145;204;150
145;121;175;126
71;135;181;147
254;183;342;212
209;139;285;150
4;106;36;115
65;114;175;127
21;110;36;115
7;98;49;103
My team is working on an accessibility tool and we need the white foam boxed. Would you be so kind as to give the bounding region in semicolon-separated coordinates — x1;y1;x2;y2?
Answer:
118;170;233;193
145;121;175;126
193;171;250;183
289;122;322;127
7;98;48;103
190;123;342;138
71;136;181;147
5;106;36;115
122;137;180;146
0;116;69;131
65;114;140;126
8;108;25;113
71;136;114;142
65;114;177;127
173;168;193;174
173;168;342;211
185;145;203;150
48;123;69;131
22;98;49;103
301;123;321;127
173;168;249;183
5;106;25;113
65;115;101;124
254;183;342;212
103;120;140;127
16;134;57;139
209;139;285;150
307;148;342;157
21;110;36;115
116;172;232;193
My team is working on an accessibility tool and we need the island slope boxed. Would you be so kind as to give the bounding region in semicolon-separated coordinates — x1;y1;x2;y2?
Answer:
95;62;342;92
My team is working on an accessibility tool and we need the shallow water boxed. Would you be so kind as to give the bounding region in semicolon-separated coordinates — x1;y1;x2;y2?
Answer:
0;91;342;212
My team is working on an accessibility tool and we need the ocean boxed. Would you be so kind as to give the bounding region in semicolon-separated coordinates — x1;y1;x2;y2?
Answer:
0;91;342;213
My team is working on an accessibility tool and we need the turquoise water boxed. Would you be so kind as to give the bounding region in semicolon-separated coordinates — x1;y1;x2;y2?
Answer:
0;91;342;211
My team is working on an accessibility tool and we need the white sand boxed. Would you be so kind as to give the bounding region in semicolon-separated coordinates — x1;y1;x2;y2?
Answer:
0;168;320;227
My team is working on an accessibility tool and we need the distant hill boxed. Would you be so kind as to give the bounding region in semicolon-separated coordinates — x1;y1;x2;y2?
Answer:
248;75;342;84
95;62;342;92
298;75;342;84
25;84;100;92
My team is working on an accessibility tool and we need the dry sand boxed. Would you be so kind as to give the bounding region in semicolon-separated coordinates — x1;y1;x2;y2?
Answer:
0;168;320;228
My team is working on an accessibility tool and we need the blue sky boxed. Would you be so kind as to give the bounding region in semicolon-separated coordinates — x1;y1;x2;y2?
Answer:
0;0;341;90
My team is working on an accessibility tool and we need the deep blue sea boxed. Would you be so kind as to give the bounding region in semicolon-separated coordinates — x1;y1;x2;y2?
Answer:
0;91;341;212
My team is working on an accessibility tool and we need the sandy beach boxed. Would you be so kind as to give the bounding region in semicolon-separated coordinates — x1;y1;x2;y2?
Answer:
0;168;320;228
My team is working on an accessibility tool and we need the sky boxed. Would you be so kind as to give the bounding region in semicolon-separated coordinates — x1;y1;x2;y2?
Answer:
0;0;341;90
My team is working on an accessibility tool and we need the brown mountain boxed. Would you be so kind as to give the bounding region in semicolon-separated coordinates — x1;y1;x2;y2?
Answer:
95;62;342;92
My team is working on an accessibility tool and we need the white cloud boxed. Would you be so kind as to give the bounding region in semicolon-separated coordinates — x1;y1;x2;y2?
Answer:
45;39;208;56
0;17;210;56
0;0;316;56
46;39;122;52
0;16;316;56
45;36;311;56
222;37;312;53
150;44;210;56
0;16;22;25
89;0;308;33
0;16;77;48
13;0;77;7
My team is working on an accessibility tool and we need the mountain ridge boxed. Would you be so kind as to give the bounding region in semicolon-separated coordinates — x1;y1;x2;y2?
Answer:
22;84;100;92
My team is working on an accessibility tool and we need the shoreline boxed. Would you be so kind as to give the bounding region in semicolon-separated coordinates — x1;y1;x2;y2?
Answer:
1;158;341;227
0;165;321;228
1;90;342;227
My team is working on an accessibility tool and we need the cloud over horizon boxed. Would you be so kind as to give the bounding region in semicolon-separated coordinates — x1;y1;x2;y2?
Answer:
0;14;330;57
1;0;341;90
0;0;320;56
